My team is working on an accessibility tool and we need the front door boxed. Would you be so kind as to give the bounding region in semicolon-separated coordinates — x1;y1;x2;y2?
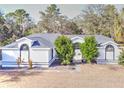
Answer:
105;45;114;61
106;52;114;60
73;43;82;62
21;51;29;62
73;49;82;61
20;44;29;62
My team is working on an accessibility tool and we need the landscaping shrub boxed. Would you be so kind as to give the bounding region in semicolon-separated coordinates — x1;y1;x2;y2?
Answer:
80;36;99;63
55;35;74;65
119;50;124;65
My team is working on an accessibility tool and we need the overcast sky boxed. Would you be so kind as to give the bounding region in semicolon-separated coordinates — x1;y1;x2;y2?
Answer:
0;4;124;23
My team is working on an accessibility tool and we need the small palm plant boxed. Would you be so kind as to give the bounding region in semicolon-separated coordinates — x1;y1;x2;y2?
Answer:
16;57;22;68
28;59;33;69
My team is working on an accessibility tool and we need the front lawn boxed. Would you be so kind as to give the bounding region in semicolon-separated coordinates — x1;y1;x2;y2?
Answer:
0;64;124;87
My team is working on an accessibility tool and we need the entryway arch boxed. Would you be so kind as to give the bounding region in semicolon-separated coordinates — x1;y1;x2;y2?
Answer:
20;44;30;62
72;42;82;62
105;45;115;60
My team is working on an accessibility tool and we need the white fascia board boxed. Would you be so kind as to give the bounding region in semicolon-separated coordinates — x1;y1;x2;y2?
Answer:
31;47;51;50
101;41;118;46
16;37;32;42
71;36;83;40
1;48;19;50
97;47;104;49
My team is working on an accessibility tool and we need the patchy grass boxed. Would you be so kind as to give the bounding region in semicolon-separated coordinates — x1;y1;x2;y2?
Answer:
0;64;124;87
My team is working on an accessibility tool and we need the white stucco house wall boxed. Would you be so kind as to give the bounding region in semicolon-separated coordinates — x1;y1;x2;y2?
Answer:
0;33;122;68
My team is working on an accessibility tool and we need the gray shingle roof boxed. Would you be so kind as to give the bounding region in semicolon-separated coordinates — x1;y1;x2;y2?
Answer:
66;35;114;44
27;33;61;48
4;42;18;48
3;33;115;48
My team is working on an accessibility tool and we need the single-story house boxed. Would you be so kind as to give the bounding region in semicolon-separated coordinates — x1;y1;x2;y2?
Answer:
0;33;122;68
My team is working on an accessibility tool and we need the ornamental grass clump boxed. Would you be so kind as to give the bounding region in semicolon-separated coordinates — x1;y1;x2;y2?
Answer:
28;59;33;69
16;57;22;68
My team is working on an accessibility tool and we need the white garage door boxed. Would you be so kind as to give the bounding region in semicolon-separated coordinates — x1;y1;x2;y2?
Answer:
31;49;49;62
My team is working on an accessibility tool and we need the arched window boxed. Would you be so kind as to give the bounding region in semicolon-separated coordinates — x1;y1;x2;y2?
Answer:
20;44;29;51
106;45;114;52
20;44;30;62
105;45;114;60
73;43;80;49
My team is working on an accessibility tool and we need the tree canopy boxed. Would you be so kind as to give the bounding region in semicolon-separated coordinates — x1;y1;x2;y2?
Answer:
1;4;124;46
37;4;81;34
0;9;35;46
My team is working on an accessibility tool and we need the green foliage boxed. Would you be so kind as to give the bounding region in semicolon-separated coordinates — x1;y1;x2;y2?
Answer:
1;4;124;46
0;9;35;46
119;50;124;65
74;5;117;37
37;4;81;34
0;11;5;25
0;39;12;46
112;8;124;43
65;21;82;34
6;9;30;25
24;28;33;36
55;35;74;65
101;5;117;37
38;4;61;33
80;36;99;63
